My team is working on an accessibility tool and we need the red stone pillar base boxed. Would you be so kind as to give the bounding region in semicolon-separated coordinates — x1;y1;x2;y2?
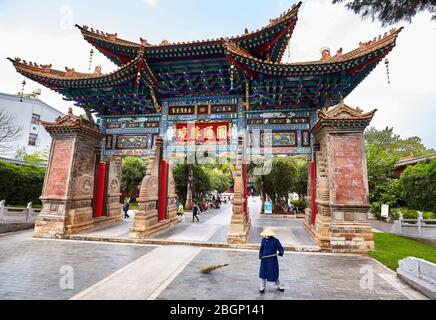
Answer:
34;111;104;239
227;137;251;245
129;137;178;239
309;101;377;253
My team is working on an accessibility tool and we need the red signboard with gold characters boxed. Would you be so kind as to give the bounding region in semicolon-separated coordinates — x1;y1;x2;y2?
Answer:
176;123;229;143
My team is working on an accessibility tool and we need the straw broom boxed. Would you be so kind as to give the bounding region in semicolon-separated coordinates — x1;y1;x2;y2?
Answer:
200;254;279;274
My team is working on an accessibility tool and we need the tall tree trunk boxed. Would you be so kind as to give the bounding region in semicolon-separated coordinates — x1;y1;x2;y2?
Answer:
260;175;266;213
185;164;194;210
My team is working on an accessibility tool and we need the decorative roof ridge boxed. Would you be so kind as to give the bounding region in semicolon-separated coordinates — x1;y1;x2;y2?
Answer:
319;100;377;121
76;2;301;50
225;27;403;67
40;108;102;137
76;24;140;48
7;52;145;81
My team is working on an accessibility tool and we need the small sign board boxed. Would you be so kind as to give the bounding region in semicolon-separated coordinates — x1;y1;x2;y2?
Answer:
264;201;273;214
381;204;389;218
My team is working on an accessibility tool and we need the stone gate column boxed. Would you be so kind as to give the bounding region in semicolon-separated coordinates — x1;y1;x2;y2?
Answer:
310;101;376;253
34;109;104;238
130;137;178;239
227;136;251;244
105;157;123;223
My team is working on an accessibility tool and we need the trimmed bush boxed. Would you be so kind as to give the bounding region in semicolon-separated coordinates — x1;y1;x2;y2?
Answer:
391;207;436;220
400;158;436;213
0;161;46;206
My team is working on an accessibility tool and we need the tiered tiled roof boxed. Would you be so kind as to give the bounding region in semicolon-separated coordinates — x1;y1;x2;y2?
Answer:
77;2;302;65
8;3;402;115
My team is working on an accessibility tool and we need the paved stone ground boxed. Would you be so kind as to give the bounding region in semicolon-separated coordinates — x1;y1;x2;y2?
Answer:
0;230;154;300
370;221;394;233
73;198;318;249
157;249;409;300
0;230;426;300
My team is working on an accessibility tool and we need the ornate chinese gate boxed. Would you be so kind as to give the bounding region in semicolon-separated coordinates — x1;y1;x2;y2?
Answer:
10;2;402;252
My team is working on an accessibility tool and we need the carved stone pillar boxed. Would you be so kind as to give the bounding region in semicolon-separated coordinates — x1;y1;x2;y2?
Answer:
228;136;251;244
34;109;104;239
166;165;179;225
130;137;178;239
310;101;376;253
105;157;123;224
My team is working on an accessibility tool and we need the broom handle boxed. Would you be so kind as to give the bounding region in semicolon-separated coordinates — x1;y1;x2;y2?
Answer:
227;254;279;267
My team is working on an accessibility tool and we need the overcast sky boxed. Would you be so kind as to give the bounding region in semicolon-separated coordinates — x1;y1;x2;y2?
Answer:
0;0;435;148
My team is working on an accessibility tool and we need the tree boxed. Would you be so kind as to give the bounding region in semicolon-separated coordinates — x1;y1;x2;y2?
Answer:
121;157;148;201
365;127;434;157
208;169;230;194
14;147;50;164
364;127;435;215
400;158;436;212
292;160;309;200
0;109;22;152
333;0;436;26
173;164;213;203
257;158;297;213
366;144;400;195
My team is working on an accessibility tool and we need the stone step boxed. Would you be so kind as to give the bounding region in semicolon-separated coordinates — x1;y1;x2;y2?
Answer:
67;234;323;253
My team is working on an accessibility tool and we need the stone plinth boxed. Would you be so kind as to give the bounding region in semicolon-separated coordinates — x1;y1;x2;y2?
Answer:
307;101;376;253
397;257;436;299
130;137;178;239
228;136;251;245
103;158;123;225
34;109;104;239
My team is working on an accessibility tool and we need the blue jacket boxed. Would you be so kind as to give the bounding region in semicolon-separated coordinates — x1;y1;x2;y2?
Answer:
259;237;284;282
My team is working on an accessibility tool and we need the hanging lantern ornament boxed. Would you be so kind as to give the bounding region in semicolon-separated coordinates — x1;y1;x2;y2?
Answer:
230;64;235;90
287;33;292;59
20;79;26;102
385;58;391;85
89;49;94;71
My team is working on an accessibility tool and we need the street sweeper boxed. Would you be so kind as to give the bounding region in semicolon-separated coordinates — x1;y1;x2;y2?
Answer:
259;228;285;294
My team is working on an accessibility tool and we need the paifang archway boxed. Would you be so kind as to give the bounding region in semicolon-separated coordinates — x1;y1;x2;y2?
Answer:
9;2;402;252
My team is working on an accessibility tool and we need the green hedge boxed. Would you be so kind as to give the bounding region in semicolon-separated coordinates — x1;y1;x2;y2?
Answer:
0;161;46;206
400;158;436;213
391;207;436;220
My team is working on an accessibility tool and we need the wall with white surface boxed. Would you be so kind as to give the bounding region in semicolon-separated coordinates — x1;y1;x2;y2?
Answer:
0;92;64;158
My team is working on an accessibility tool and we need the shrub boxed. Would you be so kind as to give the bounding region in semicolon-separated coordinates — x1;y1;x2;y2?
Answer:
370;179;402;217
291;200;307;209
400;158;436;212
391;207;436;220
0;161;46;206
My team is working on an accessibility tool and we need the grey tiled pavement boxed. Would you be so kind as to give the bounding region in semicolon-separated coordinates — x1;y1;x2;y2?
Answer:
370;221;395;233
0;230;419;300
0;230;154;300
157;249;407;300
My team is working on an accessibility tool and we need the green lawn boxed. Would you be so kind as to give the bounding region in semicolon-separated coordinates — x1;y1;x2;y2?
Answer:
369;232;436;271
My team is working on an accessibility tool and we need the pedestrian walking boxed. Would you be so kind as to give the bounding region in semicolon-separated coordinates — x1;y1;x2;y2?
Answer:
192;203;200;222
177;203;185;222
123;200;130;219
258;228;285;294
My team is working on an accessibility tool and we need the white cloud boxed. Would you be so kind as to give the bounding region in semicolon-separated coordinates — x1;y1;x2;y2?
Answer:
142;0;157;7
284;0;436;148
0;0;434;148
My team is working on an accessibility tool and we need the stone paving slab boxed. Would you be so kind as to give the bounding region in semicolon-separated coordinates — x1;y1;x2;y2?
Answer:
72;246;201;300
157;249;411;300
0;230;155;300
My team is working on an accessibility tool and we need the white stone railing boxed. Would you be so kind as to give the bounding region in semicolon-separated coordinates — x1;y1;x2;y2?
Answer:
397;257;436;299
391;212;436;240
0;200;41;224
